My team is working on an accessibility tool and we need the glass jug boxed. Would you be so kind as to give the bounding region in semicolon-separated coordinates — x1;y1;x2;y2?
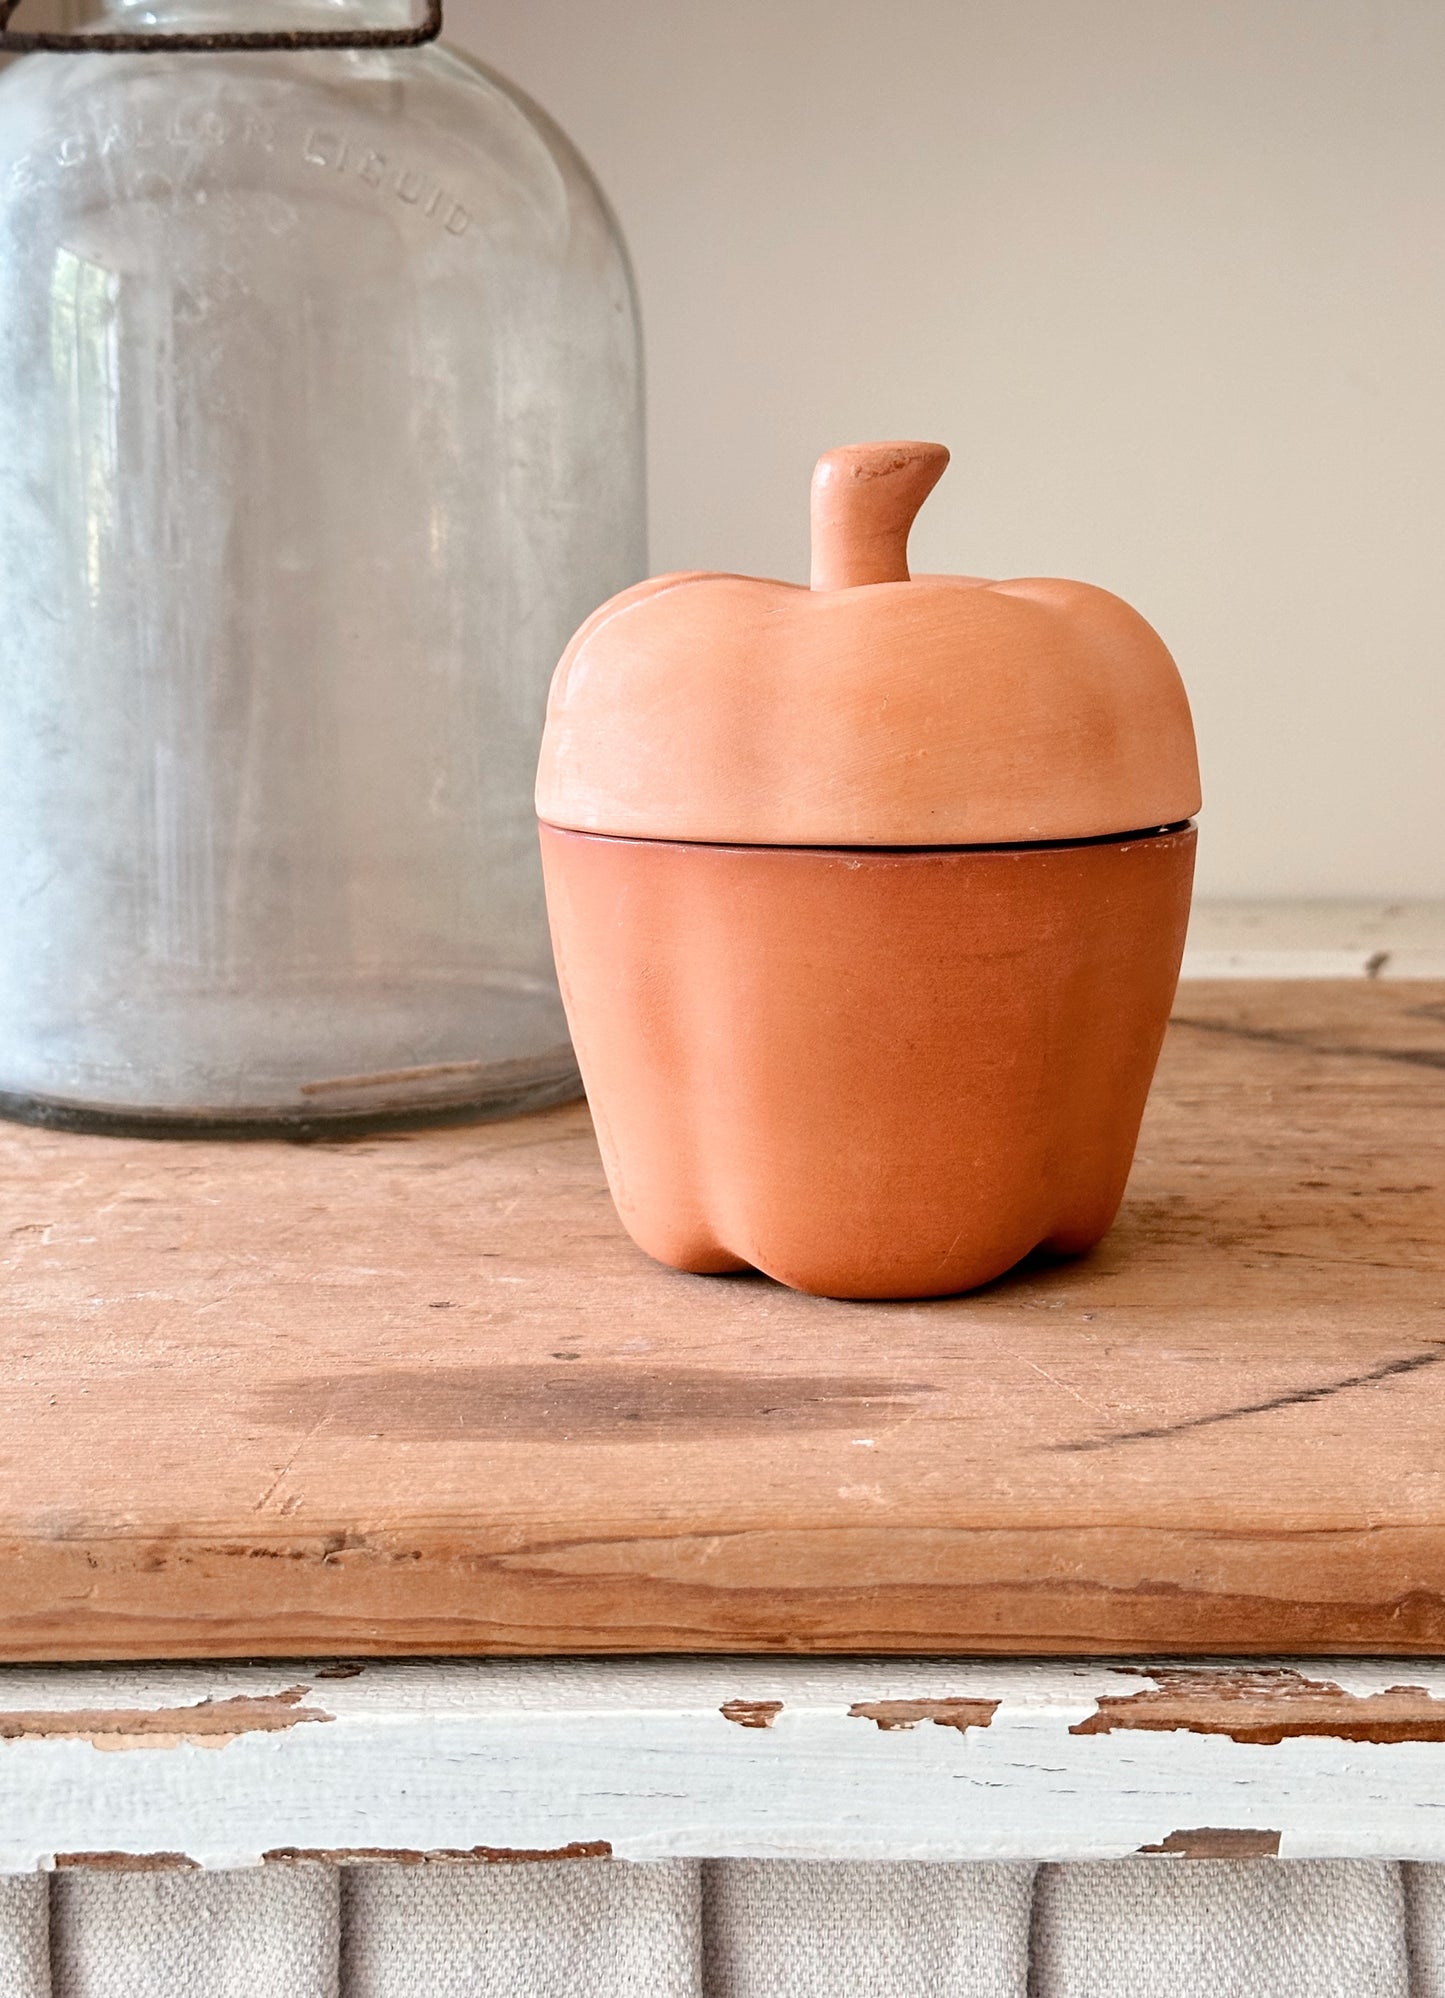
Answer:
0;0;645;1130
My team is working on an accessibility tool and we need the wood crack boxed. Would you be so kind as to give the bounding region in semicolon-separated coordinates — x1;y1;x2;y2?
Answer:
1050;1346;1445;1452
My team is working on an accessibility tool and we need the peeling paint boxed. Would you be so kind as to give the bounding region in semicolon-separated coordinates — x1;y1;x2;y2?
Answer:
0;1685;332;1751
1072;1668;1445;1745
1138;1828;1282;1858
53;1852;199;1871
262;1841;611;1865
721;1700;783;1729
1053;1347;1445;1452
13;1655;1445;1869
849;1699;999;1734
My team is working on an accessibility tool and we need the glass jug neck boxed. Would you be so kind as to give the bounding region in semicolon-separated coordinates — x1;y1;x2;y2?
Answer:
101;0;414;27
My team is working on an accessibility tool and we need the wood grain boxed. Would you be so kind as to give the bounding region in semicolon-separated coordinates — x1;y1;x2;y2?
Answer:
1;980;1442;1660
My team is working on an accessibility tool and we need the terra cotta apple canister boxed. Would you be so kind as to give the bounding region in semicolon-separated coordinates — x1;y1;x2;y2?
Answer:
536;442;1200;1301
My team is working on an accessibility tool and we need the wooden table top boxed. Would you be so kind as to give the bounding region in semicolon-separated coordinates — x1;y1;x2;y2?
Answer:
2;979;1442;1662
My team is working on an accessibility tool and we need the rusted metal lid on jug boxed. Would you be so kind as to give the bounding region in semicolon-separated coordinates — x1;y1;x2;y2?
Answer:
537;442;1201;847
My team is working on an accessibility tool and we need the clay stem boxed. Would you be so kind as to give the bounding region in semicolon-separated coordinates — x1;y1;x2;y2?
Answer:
809;441;950;591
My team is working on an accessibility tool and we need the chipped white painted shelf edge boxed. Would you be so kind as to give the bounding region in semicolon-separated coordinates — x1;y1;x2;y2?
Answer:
4;1657;1445;1869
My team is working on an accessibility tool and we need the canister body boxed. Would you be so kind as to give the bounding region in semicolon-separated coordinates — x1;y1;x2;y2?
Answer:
542;823;1196;1299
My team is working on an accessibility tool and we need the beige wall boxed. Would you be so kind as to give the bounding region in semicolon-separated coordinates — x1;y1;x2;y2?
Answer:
13;2;1443;895
453;0;1444;900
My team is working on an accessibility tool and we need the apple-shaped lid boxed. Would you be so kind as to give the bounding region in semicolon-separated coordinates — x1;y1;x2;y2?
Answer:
536;442;1200;845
